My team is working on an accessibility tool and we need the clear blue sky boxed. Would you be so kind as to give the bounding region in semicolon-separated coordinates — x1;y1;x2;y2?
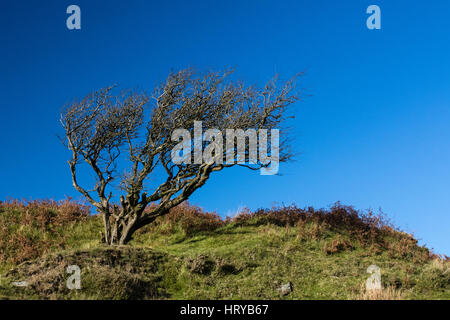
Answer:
1;0;449;255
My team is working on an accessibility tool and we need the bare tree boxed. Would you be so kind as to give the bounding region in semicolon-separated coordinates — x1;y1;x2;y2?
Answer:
61;68;301;245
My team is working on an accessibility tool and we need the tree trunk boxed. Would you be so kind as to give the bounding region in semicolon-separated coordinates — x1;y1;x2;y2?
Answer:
102;204;162;246
102;211;112;245
103;209;139;246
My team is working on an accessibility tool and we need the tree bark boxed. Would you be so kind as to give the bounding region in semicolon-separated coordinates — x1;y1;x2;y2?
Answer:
101;205;164;246
102;212;112;245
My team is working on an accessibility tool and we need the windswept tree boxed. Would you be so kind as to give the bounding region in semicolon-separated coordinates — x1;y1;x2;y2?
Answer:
61;68;301;245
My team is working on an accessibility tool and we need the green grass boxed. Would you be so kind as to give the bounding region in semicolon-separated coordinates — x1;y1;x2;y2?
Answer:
130;223;449;300
0;201;448;300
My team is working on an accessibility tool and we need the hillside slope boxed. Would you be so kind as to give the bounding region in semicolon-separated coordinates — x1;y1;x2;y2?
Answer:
0;200;448;300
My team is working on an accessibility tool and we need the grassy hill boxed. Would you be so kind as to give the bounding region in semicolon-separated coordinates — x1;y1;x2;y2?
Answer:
0;199;448;300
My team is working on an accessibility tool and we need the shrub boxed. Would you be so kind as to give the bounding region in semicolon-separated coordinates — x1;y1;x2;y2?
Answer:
231;202;398;249
140;202;224;237
0;198;90;264
186;255;215;275
323;235;354;255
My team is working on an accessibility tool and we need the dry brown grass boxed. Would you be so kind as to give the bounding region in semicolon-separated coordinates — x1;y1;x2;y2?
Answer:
323;234;354;255
136;202;224;237
229;202;427;254
5;247;169;299
357;284;406;300
0;198;90;264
